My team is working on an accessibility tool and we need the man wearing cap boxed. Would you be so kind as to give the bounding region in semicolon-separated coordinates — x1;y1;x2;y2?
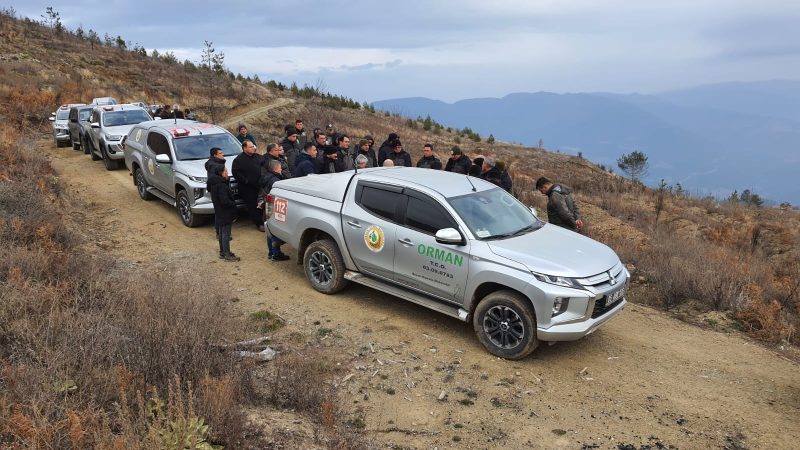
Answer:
535;177;583;231
280;127;302;171
325;123;336;146
480;156;513;193
469;155;485;177
416;143;443;170
236;125;256;146
387;140;412;167
356;139;377;168
378;132;399;166
444;146;472;174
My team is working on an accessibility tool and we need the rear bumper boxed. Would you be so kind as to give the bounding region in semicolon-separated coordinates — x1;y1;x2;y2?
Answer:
537;299;625;341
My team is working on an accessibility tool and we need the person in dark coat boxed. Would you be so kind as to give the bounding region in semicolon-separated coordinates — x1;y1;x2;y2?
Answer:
205;147;227;238
495;161;513;193
259;159;290;261
387;140;412;167
480;156;513;193
444;146;472;174
264;143;292;179
356;139;378;168
280;127;302;172
232;140;264;231
416;143;442;170
536;177;584;231
469;155;484;177
378;132;399;166
235;124;256;146
294;119;308;146
293;143;318;177
318;145;350;173
208;164;240;261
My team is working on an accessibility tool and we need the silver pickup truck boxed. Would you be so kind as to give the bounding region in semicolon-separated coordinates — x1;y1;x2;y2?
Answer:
266;168;628;359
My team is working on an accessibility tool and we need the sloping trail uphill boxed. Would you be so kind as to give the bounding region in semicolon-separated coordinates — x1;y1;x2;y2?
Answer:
49;141;799;449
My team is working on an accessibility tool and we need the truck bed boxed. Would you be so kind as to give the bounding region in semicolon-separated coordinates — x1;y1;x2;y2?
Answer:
274;173;351;202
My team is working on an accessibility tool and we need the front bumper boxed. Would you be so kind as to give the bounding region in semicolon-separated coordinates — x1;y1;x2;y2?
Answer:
54;129;70;141
537;298;626;341
106;141;126;160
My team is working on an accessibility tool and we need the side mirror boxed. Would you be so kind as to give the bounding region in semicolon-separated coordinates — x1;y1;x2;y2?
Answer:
155;154;171;164
154;117;162;121
435;228;464;245
49;116;55;122
90;122;100;128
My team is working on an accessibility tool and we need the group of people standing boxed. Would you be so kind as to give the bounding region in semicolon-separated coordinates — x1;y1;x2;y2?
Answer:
206;119;583;262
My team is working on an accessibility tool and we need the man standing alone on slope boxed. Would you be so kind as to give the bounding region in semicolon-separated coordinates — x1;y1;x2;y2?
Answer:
535;177;584;231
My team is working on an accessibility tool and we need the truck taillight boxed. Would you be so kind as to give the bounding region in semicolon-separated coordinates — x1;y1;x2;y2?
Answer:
265;194;275;218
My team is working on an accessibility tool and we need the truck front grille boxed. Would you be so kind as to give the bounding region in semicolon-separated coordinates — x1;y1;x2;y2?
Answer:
577;261;625;290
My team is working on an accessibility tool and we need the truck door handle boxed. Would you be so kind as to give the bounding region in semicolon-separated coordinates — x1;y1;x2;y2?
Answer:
398;238;414;246
346;220;362;229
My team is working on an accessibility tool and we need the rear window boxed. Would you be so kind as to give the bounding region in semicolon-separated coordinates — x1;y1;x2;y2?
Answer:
79;108;92;121
360;186;403;222
103;109;151;127
56;110;69;120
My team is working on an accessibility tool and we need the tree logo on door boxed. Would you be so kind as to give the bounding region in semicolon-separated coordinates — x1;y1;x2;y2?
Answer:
364;225;385;253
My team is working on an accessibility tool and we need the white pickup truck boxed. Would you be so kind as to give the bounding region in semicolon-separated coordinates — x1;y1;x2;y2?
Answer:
266;167;628;359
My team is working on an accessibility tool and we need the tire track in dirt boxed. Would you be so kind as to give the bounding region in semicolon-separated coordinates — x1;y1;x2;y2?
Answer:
218;98;295;130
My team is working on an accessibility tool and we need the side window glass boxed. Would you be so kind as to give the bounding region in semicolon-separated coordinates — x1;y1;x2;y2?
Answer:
360;186;402;222
146;132;171;156
405;196;455;234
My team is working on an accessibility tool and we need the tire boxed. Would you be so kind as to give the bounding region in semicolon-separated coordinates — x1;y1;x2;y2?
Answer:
89;138;101;161
101;144;120;170
303;239;348;294
473;290;539;360
176;189;203;227
134;167;155;201
82;135;91;155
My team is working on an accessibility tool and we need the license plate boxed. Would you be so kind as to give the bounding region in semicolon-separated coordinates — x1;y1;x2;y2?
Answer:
608;285;626;303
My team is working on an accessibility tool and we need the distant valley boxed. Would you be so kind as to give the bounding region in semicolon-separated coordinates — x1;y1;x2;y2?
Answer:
374;80;800;204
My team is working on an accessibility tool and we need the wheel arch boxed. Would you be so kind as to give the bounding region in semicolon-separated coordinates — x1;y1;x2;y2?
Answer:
298;228;336;266
470;283;535;320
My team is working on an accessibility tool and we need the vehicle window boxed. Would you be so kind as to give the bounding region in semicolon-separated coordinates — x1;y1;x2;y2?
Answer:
56;110;69;120
147;132;171;156
360;186;403;222
404;196;455;235
102;109;151;127
173;134;242;161
79;109;92;121
448;188;543;239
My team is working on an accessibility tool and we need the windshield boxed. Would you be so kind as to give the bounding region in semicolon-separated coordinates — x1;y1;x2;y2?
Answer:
79;109;92;121
174;133;242;161
448;188;543;240
56;110;69;120
102;110;151;127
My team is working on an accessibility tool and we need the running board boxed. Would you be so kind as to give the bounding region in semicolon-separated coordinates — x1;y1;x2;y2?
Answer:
344;271;469;322
146;187;176;207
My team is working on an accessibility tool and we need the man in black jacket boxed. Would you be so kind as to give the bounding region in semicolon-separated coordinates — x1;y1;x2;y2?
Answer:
387;140;412;167
536;177;584;231
444;146;471;174
205;147;227;238
280;127;302;171
416;143;442;170
480;156;513;193
232;140;264;231
259;159;290;261
378;132;399;166
318;145;350;173
208;164;240;261
356;139;377;167
293;143;318;177
265;143;292;179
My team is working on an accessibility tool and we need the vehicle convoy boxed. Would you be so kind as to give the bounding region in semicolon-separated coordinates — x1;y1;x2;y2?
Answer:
266;168;629;359
85;104;152;170
50;104;83;147
67;104;94;151
123;120;244;227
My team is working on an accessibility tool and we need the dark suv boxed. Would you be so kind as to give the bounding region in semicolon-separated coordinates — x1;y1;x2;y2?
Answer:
68;105;94;152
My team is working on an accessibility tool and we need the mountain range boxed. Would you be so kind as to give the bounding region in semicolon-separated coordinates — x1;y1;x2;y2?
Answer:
373;80;800;204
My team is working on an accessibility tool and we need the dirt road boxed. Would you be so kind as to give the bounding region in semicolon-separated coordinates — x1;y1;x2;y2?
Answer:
218;98;295;130
49;143;799;449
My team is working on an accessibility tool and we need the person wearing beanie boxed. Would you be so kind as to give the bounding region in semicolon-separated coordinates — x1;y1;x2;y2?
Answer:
235;124;256;146
378;132;400;166
469;155;485;177
444;146;471;174
416;143;442;170
318;134;351;173
280;126;302;171
388;139;412;167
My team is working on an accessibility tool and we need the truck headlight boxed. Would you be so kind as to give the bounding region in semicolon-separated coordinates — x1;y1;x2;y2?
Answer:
106;135;123;141
188;175;207;183
532;272;584;290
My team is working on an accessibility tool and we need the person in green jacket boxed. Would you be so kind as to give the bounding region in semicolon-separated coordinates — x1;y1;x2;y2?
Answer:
236;124;256;146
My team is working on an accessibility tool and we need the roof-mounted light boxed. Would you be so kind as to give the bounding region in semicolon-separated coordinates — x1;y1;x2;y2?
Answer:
171;128;191;137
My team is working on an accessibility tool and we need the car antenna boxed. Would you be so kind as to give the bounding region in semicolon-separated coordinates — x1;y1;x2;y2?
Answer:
466;174;476;192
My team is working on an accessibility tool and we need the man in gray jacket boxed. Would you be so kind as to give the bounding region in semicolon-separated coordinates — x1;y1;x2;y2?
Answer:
535;177;584;231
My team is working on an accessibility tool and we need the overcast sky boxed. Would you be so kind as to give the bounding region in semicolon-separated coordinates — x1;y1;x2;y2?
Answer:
10;0;800;102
